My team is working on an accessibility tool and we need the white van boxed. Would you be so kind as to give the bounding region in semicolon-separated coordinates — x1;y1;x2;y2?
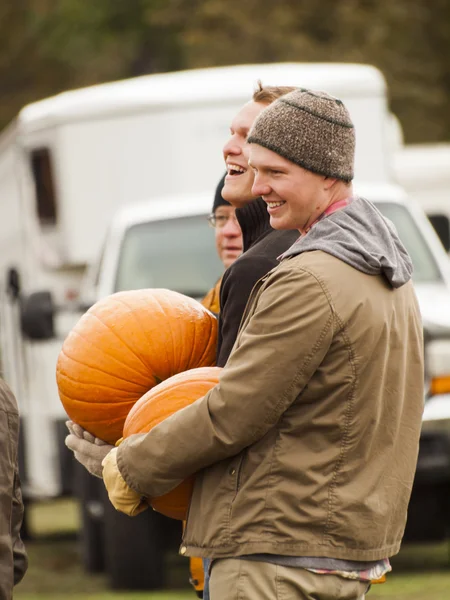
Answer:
394;143;450;252
81;192;222;304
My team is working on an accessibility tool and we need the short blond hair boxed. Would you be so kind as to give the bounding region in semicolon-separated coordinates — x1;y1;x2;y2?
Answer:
252;80;297;105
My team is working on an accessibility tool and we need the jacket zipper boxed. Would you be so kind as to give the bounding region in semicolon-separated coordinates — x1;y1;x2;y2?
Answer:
235;451;247;493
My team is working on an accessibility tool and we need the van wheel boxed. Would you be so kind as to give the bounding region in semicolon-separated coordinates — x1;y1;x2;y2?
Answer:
103;497;168;589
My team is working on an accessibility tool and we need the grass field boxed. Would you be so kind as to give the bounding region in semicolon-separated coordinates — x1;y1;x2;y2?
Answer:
13;498;450;600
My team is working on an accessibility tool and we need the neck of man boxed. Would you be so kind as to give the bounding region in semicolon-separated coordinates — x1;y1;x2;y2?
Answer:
300;183;354;236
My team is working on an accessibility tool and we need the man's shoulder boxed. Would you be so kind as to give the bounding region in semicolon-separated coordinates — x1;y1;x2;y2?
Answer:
222;229;298;284
241;229;298;263
221;229;299;296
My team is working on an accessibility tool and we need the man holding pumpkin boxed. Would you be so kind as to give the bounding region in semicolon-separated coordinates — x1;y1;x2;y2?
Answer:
102;89;423;599
66;88;424;599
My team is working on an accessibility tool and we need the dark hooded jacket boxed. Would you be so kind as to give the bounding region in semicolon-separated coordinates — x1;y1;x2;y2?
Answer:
217;198;298;366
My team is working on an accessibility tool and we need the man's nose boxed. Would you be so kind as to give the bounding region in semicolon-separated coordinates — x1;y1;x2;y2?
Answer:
222;216;241;236
223;135;240;157
251;174;270;197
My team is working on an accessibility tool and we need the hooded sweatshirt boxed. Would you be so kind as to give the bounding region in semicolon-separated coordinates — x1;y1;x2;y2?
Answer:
281;196;413;288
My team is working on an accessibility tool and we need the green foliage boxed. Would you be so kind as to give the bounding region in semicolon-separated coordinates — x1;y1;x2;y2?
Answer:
0;0;449;142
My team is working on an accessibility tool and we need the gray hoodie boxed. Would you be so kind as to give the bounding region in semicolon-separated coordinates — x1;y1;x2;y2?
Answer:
281;196;413;289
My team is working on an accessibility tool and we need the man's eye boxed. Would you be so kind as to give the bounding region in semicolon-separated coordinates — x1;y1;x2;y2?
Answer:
216;216;228;224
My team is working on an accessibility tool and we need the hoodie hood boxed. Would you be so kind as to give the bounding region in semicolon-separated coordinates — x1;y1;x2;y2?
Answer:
281;196;413;289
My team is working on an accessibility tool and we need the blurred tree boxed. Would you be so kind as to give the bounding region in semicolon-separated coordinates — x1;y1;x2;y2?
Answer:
0;0;449;142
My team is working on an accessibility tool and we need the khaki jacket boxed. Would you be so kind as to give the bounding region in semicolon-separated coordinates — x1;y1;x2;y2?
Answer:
0;380;27;599
118;250;424;562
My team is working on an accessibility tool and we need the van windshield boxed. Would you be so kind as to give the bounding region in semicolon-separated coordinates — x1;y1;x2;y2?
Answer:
375;202;442;283
114;215;223;298
114;203;442;297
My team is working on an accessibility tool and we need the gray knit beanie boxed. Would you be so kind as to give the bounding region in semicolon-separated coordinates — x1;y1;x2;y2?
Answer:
247;88;355;182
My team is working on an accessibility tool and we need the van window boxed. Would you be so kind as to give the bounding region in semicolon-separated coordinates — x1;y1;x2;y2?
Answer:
375;202;442;283
30;148;58;225
428;214;450;253
114;215;223;299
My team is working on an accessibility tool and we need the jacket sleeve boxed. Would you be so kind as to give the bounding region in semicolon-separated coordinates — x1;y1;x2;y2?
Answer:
216;254;279;367
117;266;334;498
12;469;27;585
0;382;27;596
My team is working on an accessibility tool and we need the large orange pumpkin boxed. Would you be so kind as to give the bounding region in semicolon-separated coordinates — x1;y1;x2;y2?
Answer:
123;366;222;520
56;289;217;444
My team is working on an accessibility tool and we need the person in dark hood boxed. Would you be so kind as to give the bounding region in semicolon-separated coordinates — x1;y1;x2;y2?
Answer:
201;174;243;317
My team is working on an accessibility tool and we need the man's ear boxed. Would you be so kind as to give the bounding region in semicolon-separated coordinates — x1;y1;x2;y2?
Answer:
323;177;338;190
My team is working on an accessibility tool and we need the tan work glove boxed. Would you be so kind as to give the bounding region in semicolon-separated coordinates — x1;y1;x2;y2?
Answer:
65;420;113;478
102;447;148;517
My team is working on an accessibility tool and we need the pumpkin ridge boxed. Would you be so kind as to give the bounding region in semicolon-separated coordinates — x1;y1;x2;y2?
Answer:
128;391;204;433
131;366;220;397
56;372;148;399
57;347;152;388
184;305;198;373
69;323;150;378
174;299;195;374
129;379;210;416
157;294;179;376
191;316;217;369
64;395;137;409
88;311;152;374
119;294;172;380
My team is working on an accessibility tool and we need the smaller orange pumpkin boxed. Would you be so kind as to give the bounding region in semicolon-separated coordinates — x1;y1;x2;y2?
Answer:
123;366;221;520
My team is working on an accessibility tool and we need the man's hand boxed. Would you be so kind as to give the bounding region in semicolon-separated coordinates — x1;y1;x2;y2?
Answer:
102;448;148;517
65;421;113;478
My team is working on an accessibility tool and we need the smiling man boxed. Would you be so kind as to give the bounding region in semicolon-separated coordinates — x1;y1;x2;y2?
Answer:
214;83;298;367
97;89;424;600
66;88;425;599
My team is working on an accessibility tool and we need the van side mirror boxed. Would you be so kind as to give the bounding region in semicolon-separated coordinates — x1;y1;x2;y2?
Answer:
20;291;55;340
428;214;450;253
7;267;21;299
